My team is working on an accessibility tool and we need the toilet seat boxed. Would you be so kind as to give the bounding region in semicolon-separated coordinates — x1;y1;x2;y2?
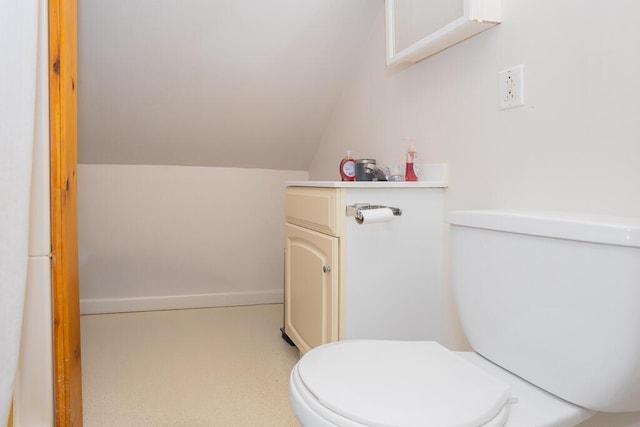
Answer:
292;340;513;427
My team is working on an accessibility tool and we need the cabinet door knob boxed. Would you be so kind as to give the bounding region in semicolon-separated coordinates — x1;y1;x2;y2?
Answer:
322;266;332;273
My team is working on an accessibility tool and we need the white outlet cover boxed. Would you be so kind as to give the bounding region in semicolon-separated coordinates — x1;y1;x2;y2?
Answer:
500;64;525;110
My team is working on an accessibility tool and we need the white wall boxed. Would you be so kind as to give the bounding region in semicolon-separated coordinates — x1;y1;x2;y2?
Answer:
308;2;640;424
13;0;54;423
78;164;307;314
309;1;640;217
77;0;380;170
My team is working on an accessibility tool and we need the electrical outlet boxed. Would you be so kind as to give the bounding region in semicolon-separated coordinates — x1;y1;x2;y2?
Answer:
499;65;524;110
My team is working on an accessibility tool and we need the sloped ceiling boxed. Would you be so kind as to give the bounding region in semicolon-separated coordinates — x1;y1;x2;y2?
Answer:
78;0;382;170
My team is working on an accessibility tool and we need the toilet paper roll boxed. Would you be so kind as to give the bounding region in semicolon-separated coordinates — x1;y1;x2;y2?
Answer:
356;208;394;224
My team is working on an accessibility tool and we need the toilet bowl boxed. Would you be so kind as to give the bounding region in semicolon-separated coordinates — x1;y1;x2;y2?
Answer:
289;210;640;426
290;340;593;427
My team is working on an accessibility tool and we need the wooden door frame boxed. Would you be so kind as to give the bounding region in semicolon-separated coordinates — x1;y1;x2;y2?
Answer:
49;0;82;425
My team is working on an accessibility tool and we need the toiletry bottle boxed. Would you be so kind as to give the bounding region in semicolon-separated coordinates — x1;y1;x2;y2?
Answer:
340;150;356;181
405;143;418;182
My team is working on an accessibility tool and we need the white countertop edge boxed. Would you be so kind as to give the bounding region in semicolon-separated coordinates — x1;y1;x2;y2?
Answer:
285;180;447;188
287;163;449;188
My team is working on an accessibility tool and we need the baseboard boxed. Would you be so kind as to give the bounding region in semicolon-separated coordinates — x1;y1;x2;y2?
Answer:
80;289;284;315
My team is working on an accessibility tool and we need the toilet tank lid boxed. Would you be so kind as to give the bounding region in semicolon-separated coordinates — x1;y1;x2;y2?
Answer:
448;210;640;248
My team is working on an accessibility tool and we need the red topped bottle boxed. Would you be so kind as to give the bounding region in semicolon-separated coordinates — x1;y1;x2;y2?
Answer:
340;150;356;181
405;145;418;182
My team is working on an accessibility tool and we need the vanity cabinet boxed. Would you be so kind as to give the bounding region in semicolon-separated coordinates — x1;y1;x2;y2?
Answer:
284;187;342;354
284;182;446;355
284;224;338;353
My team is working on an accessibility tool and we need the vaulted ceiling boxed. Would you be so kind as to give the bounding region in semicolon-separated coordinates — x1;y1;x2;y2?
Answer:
78;0;382;170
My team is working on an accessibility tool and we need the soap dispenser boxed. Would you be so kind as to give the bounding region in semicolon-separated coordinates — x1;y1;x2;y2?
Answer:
340;150;356;181
405;141;418;182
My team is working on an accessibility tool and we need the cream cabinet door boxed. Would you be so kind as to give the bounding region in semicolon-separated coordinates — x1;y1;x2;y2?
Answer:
284;223;339;354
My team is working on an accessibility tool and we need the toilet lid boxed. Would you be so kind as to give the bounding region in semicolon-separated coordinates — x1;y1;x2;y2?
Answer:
297;340;511;427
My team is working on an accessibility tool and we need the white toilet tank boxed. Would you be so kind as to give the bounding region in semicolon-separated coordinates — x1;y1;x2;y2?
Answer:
449;210;640;413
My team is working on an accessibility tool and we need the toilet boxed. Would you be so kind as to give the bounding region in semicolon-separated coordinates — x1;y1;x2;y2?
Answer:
289;210;640;426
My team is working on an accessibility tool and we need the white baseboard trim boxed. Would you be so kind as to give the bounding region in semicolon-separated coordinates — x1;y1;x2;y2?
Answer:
80;289;284;315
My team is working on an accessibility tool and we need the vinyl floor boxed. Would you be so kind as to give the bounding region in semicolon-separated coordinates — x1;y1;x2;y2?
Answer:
81;304;300;426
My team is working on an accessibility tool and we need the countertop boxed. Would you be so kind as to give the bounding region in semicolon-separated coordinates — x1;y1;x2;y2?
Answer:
287;163;448;189
285;181;446;188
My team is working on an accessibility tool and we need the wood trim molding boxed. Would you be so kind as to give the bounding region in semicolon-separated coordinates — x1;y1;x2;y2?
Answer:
7;400;13;427
49;0;82;425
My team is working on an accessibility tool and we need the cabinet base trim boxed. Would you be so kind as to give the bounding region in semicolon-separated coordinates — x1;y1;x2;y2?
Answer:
80;289;284;314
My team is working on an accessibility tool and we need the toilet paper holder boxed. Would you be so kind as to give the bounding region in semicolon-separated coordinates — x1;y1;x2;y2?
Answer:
346;203;402;221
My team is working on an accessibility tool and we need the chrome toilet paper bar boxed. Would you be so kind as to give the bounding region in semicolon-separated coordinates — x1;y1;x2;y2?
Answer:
346;203;402;221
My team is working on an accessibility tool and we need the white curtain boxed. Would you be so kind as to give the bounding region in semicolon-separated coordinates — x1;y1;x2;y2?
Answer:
0;0;40;424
